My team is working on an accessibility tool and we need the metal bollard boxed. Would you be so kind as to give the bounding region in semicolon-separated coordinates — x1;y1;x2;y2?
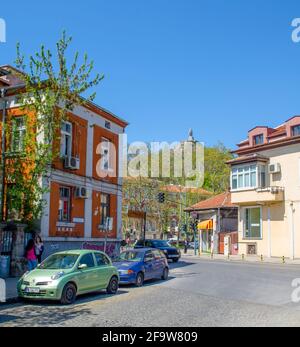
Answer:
282;256;285;264
261;255;264;262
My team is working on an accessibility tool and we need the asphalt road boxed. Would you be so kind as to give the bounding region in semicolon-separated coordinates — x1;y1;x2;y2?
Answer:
1;257;300;327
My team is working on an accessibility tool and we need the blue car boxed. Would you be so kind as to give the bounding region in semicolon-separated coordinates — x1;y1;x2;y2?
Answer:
114;248;169;287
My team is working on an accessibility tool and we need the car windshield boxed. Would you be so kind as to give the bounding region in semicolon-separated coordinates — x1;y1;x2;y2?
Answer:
118;251;144;262
39;254;79;270
152;241;170;248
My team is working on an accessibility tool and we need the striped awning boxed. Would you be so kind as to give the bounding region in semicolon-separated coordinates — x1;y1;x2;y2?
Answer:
198;220;213;230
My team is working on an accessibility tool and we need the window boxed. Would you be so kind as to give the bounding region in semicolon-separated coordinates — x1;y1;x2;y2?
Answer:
253;134;264;146
101;138;111;171
58;187;71;222
244;207;261;239
95;253;110;267
60;121;72;158
232;165;257;190
144;251;154;262
79;253;95;268
100;194;110;228
292;125;300;137
153;250;164;259
11;117;26;152
231;164;267;190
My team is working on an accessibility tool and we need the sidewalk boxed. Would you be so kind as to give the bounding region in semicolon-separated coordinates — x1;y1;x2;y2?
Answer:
0;278;19;304
183;250;300;265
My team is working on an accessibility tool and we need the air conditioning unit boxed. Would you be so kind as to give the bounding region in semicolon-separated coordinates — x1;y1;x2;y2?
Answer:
64;156;80;170
75;187;89;199
269;163;281;174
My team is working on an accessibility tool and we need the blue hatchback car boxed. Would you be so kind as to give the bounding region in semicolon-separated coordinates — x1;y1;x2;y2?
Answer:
114;248;169;287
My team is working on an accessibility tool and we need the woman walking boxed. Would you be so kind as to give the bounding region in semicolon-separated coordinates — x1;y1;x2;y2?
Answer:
35;234;44;264
25;239;38;271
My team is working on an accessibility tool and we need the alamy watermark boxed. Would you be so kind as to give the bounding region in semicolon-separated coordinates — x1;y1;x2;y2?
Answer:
95;134;205;189
292;18;300;43
291;278;300;303
0;278;5;302
0;18;6;43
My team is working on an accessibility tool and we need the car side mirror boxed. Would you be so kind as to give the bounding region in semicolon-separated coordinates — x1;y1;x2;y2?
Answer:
78;264;88;270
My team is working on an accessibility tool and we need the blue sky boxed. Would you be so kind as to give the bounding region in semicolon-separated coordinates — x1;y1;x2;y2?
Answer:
1;0;300;148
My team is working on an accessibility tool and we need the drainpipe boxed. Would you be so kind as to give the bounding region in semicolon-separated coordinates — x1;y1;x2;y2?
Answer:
290;202;295;260
267;206;271;258
0;88;7;222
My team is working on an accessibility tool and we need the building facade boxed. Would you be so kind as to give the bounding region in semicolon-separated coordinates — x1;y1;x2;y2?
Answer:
0;65;128;258
185;192;238;255
228;117;300;259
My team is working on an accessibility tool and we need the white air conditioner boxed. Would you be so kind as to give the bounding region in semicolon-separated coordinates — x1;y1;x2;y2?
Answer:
75;187;88;199
64;156;80;170
269;163;281;174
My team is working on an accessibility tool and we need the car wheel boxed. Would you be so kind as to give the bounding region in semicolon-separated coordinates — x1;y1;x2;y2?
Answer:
61;283;77;305
107;276;119;295
162;267;169;281
173;258;179;263
136;272;144;287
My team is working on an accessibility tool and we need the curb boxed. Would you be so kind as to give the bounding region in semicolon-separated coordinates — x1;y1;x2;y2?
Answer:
0;297;19;306
181;255;300;266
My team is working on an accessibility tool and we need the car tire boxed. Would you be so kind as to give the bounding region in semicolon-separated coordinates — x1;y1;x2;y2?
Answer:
136;272;144;287
173;258;179;263
106;276;119;295
162;267;169;281
61;283;77;305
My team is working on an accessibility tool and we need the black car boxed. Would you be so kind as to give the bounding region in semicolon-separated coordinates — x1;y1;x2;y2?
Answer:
135;239;181;263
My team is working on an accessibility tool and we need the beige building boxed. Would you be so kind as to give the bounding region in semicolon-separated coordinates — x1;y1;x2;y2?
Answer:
228;116;300;259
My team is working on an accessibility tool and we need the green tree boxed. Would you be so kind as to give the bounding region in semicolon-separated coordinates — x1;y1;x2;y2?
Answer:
203;143;233;193
5;32;102;226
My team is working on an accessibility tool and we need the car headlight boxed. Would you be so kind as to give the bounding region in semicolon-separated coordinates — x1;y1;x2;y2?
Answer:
163;250;168;254
119;270;134;275
51;271;65;280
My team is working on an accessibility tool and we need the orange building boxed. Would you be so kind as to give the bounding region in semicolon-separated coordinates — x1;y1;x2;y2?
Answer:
0;65;128;258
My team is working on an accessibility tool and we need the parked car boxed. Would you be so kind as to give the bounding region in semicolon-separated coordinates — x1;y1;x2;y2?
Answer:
114;248;169;287
135;239;181;263
18;250;119;305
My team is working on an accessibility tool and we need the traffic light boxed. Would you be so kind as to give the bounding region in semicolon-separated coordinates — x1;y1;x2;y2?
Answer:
157;192;166;204
189;220;197;232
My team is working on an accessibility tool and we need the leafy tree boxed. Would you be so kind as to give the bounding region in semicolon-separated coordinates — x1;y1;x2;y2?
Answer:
4;32;102;226
203;143;233;193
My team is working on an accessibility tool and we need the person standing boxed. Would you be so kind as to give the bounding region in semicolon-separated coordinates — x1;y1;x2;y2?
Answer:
35;235;44;264
25;239;38;271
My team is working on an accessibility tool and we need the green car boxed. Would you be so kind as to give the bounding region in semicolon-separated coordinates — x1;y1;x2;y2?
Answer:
18;250;119;305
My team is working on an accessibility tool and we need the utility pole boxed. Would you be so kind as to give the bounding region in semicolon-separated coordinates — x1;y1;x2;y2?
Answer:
0;88;7;222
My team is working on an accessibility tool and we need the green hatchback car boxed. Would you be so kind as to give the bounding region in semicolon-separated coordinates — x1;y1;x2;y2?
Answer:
18;250;119;305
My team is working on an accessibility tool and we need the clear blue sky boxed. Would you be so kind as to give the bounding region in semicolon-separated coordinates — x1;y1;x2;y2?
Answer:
1;0;300;148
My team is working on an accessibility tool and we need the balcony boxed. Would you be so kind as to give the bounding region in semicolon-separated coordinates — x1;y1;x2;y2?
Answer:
231;186;285;205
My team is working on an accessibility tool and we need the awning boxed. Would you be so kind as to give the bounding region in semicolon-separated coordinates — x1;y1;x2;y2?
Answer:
198;220;213;230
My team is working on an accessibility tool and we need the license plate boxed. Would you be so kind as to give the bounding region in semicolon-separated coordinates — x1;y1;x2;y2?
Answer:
168;255;178;258
25;287;40;294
